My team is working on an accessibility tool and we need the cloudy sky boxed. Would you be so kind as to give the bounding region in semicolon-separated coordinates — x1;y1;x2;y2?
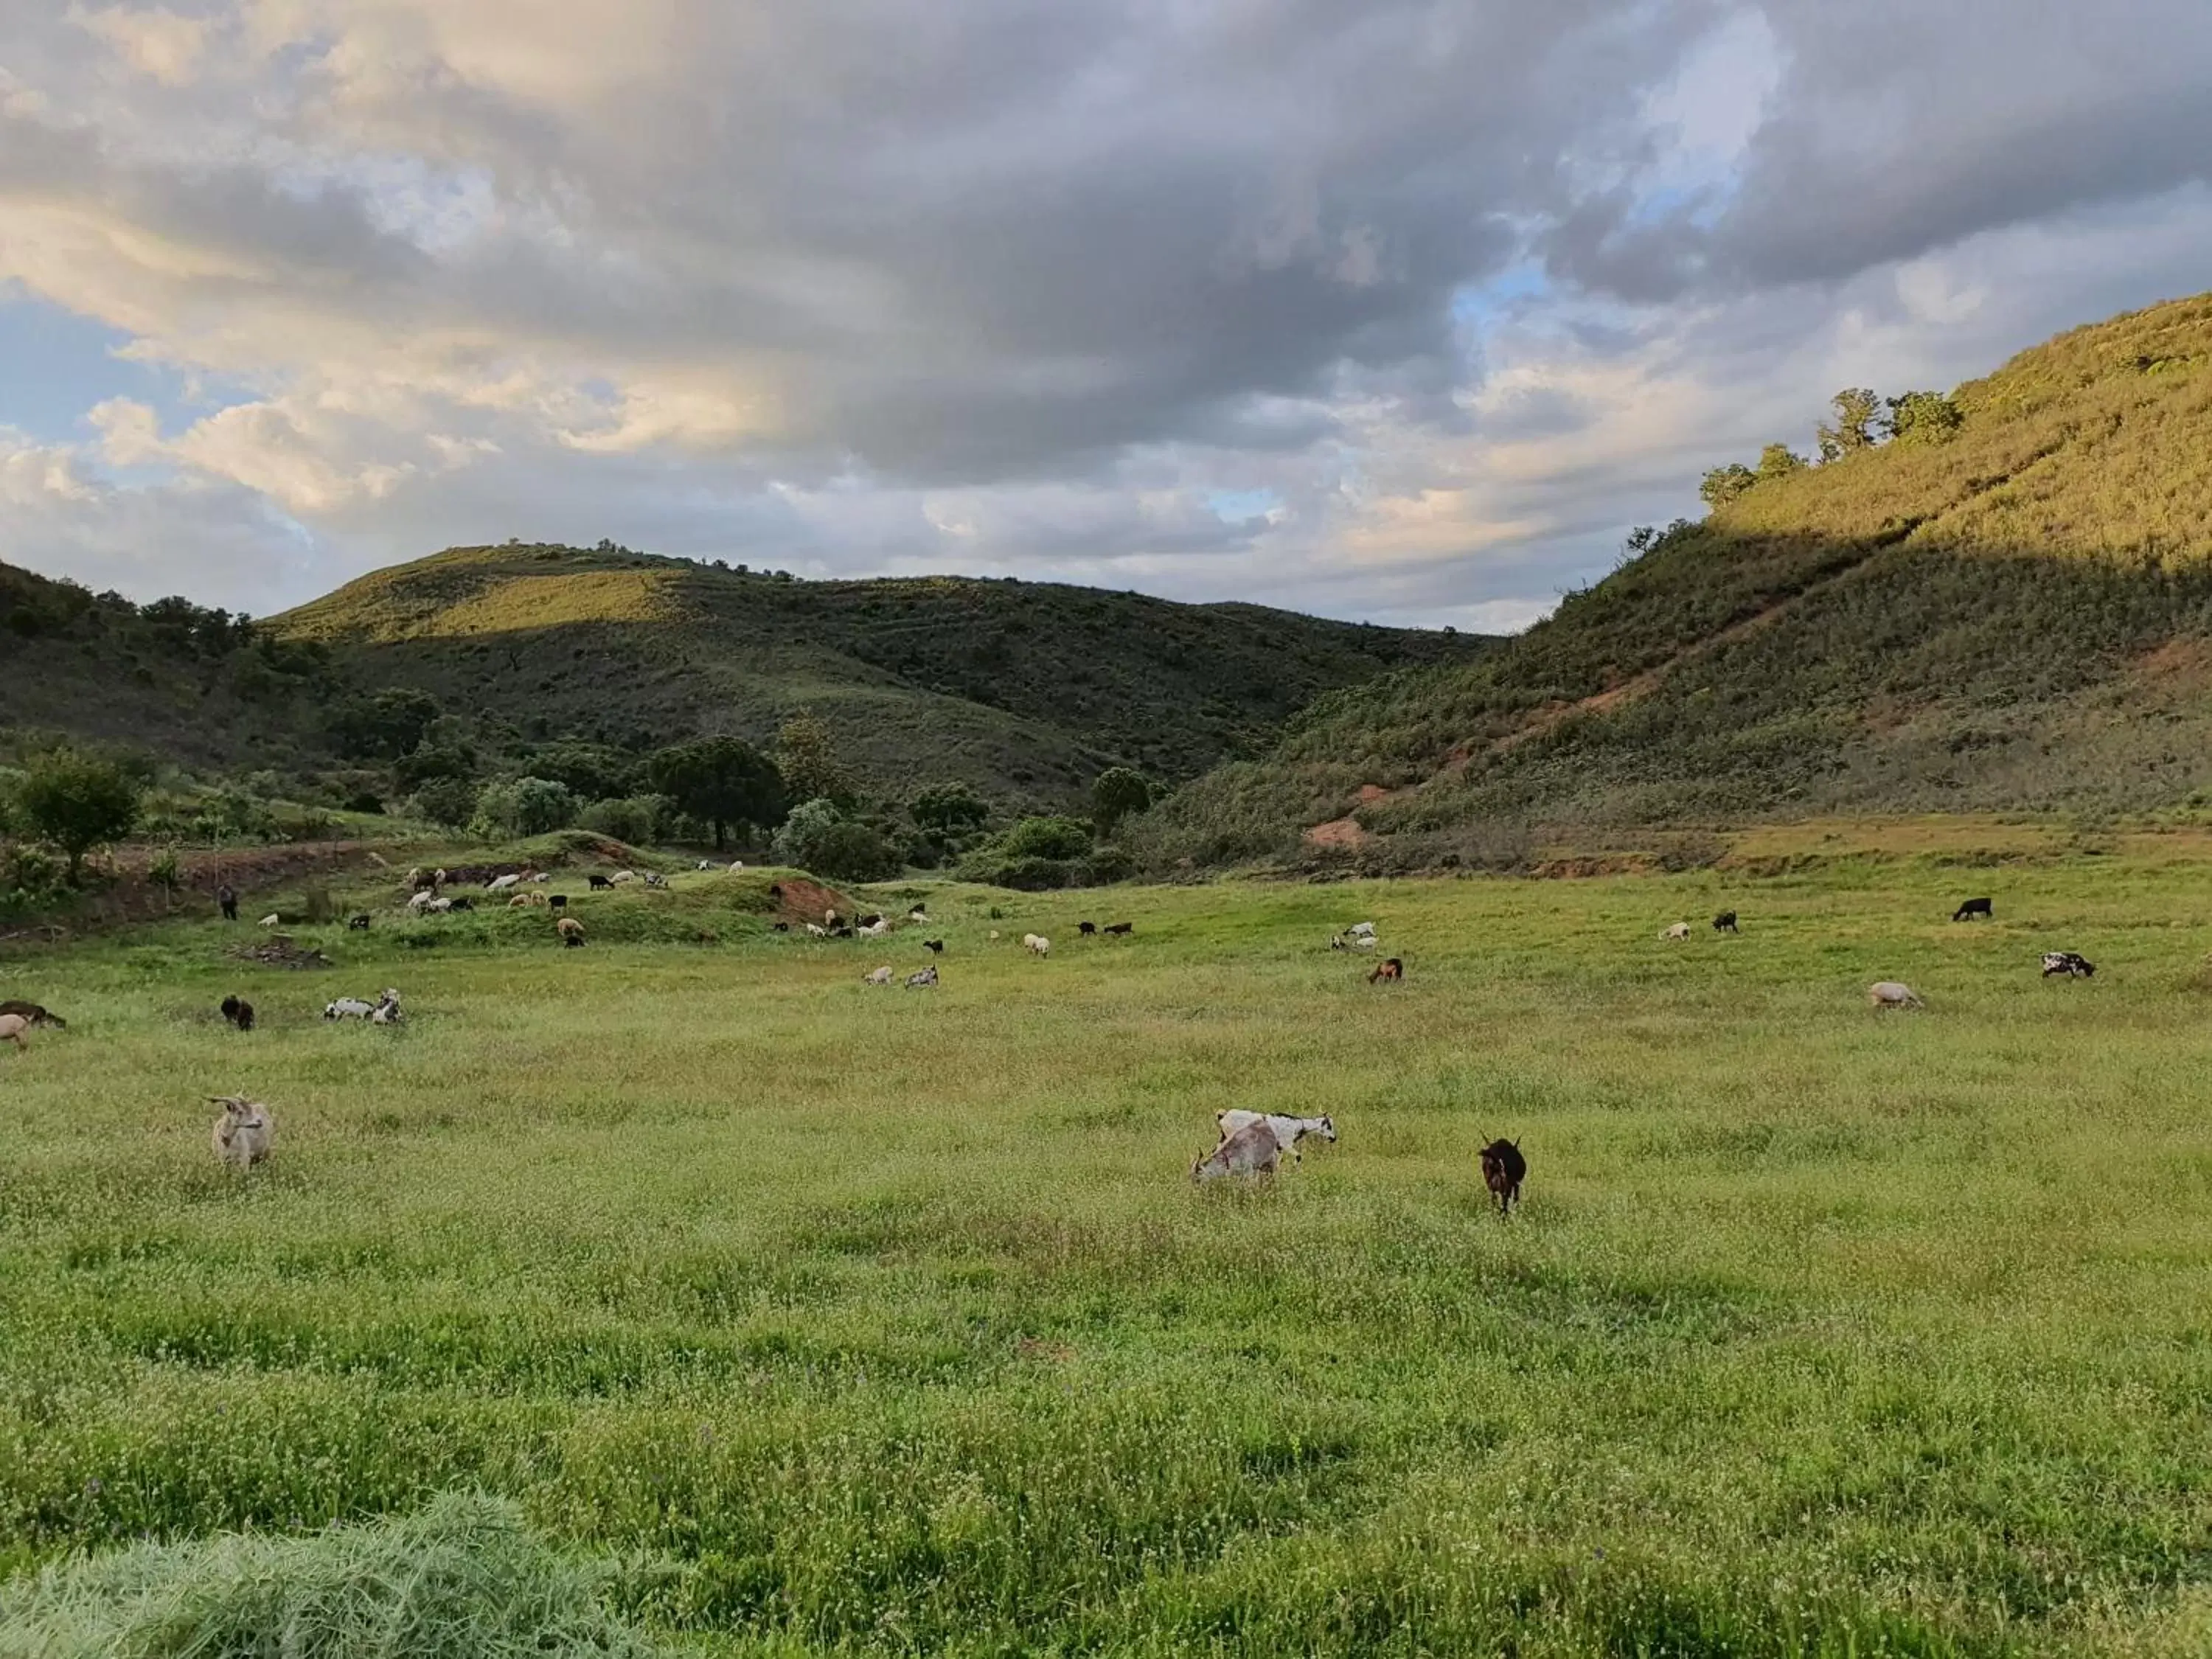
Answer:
3;1;2209;630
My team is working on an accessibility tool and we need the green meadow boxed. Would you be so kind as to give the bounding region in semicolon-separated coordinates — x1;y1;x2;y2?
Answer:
2;852;2209;1655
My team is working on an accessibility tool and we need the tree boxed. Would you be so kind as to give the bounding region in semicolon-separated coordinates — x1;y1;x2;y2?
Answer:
409;776;479;830
1816;388;1884;462
470;776;577;838
1001;815;1093;860
773;712;854;808
1887;390;1964;446
526;742;641;802
1091;768;1153;835
1756;443;1807;482
647;736;785;849
330;687;442;761
13;748;142;882
771;797;899;880
1700;464;1757;509
909;782;990;838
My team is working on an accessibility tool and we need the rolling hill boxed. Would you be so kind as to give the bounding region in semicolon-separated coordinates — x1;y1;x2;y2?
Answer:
1;546;1491;810
1144;291;2212;869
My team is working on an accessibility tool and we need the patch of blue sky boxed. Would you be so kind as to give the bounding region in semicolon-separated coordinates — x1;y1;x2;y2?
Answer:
0;289;247;445
1206;487;1281;524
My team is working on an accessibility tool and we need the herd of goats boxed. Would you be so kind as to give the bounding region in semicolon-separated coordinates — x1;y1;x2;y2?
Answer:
0;876;2101;1218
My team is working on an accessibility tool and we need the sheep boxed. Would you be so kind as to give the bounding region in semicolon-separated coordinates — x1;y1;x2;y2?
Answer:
907;905;927;922
1192;1119;1279;1183
1102;922;1133;936
806;922;829;938
864;966;894;986
697;859;714;871
216;883;239;922
548;894;567;910
209;1095;274;1170
1663;922;1691;941
1077;921;1096;936
1478;1138;1526;1216
220;995;254;1032
922;939;945;954
608;870;637;886
588;874;613;890
905;964;939;988
2042;950;2096;978
487;873;522;893
257;913;282;928
348;914;372;930
1216;1110;1335;1164
1868;981;1924;1010
557;917;585;947
325;995;378;1020
0;1014;31;1052
1023;933;1051;957
1330;932;1375;951
407;889;438;913
509;892;549;908
0;1001;66;1029
1368;957;1404;983
860;918;892;938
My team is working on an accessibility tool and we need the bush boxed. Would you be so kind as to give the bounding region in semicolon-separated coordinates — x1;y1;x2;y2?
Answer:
1000;815;1092;860
411;776;480;830
471;776;579;839
577;795;668;846
807;820;902;883
10;748;142;881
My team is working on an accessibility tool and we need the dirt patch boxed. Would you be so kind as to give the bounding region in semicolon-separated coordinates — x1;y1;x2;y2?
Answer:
173;842;388;896
229;936;333;970
1355;783;1393;804
2133;635;2212;692
1302;815;1371;849
764;877;858;924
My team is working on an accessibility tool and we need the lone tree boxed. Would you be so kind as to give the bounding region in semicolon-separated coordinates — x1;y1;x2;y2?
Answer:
908;782;990;838
14;748;142;882
648;736;786;849
1091;766;1153;835
1816;388;1884;462
773;712;854;809
1699;464;1757;509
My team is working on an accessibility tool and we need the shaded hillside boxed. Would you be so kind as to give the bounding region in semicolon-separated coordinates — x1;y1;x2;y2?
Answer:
273;546;1491;804
0;565;332;769
1146;292;2212;868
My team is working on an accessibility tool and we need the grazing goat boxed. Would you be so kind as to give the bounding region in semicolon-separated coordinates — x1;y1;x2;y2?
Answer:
588;874;613;890
324;990;397;1021
1868;981;1924;1010
1663;922;1691;941
1192;1120;1279;1183
1953;897;1993;922
548;894;568;910
771;921;790;933
1077;921;1097;936
860;918;892;937
557;917;585;947
806;922;828;938
487;873;521;893
905;964;939;988
257;913;282;928
907;905;928;922
219;995;254;1032
1368;957;1403;983
698;860;714;871
1103;922;1133;936
857;913;883;928
408;890;438;913
2042;951;2096;978
446;897;474;913
1343;922;1377;940
922;939;944;954
731;861;748;874
209;1096;274;1170
348;914;372;931
0;1014;32;1051
1713;911;1739;933
216;883;239;922
642;872;669;890
370;990;404;1025
864;966;894;986
1216;1110;1335;1164
0;1001;66;1029
1478;1138;1526;1216
608;870;637;886
1331;931;1376;951
1023;933;1051;957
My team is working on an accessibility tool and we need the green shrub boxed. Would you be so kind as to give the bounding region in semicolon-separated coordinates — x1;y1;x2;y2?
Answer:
1000;815;1092;860
577;796;668;847
472;777;580;839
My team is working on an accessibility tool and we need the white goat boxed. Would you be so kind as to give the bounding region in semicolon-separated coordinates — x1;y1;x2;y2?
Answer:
1868;981;1924;1009
1330;932;1375;951
1344;922;1376;939
1663;922;1692;941
1192;1119;1279;1183
1023;933;1051;957
369;989;403;1025
407;889;437;913
209;1095;274;1169
608;869;637;886
905;964;939;988
1215;1110;1336;1164
257;913;282;927
860;918;892;938
487;873;522;893
806;922;829;938
863;966;894;985
325;995;377;1020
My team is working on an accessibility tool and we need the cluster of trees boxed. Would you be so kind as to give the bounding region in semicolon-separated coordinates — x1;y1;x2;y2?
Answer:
1701;387;1966;508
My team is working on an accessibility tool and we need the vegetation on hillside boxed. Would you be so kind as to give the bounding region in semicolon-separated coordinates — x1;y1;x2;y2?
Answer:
1145;291;2212;870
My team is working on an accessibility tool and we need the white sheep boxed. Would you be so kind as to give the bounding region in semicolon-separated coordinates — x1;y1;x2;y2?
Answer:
1192;1119;1279;1183
0;1013;31;1052
1330;932;1375;951
1868;981;1924;1009
1023;933;1051;957
1215;1110;1336;1164
209;1095;274;1169
728;860;745;873
257;912;282;928
407;889;437;913
608;870;637;886
863;966;894;985
697;859;714;871
1663;922;1691;941
487;873;522;892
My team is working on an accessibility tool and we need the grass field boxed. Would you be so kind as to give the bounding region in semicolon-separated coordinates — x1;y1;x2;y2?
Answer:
2;854;2209;1655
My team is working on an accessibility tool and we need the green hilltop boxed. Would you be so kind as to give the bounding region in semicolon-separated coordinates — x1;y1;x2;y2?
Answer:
1145;291;2212;869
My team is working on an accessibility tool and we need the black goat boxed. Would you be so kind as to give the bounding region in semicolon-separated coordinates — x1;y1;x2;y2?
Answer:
219;995;255;1032
1953;897;1993;922
1713;910;1738;933
1478;1138;1526;1217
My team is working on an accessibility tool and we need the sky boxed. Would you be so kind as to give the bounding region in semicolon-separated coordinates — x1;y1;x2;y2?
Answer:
3;2;2210;632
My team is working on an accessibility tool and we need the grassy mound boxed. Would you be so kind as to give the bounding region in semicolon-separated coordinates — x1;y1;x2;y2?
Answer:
0;1493;652;1659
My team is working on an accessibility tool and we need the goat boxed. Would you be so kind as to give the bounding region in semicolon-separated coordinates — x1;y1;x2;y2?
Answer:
864;966;894;986
2042;951;2096;978
446;897;474;913
1192;1119;1279;1183
257;913;282;928
1103;922;1133;936
860;918;892;938
1023;933;1051;957
1713;911;1739;933
1343;921;1377;939
1952;897;1993;922
487;873;521;892
588;874;613;890
771;921;790;933
905;964;939;988
608;870;637;886
806;922;828;938
857;913;883;928
324;994;378;1020
219;995;254;1032
407;890;438;913
370;990;403;1025
1368;957;1403;983
1478;1138;1526;1216
1663;922;1691;941
209;1095;274;1170
641;872;669;889
1077;921;1097;936
216;883;239;922
0;1001;66;1029
1216;1110;1335;1164
557;917;585;947
731;861;748;873
0;1014;32;1052
907;905;928;922
548;894;568;910
1331;931;1376;951
348;914;372;930
1868;981;1924;1010
922;939;944;954
697;860;714;871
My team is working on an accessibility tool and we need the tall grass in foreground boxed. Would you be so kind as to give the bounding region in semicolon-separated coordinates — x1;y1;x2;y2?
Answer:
1;858;2209;1653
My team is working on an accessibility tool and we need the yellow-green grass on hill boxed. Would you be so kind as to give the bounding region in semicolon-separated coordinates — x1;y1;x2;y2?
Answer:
3;849;2209;1655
